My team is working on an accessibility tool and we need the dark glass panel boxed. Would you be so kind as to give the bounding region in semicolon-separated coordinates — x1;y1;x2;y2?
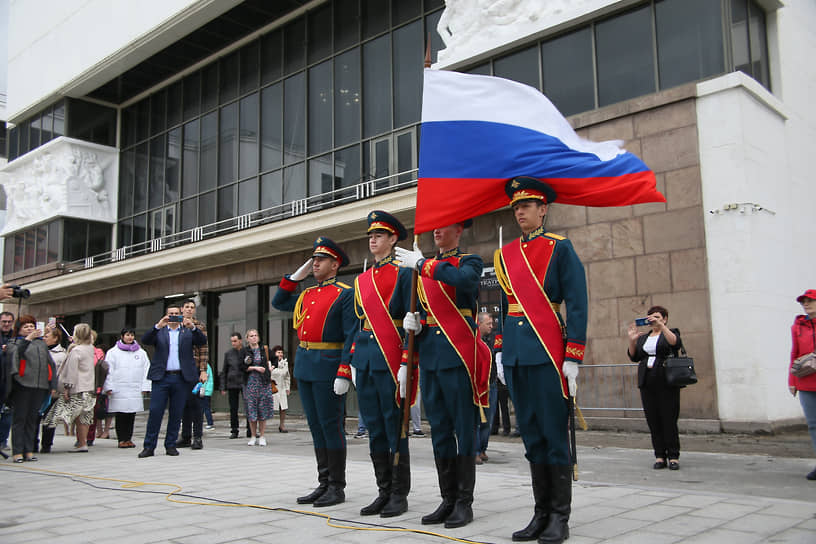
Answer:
149;134;165;209
36;225;47;267
308;3;333;64
8;126;18;160
119;149;135;217
309;60;333;155
363;35;392;138
198;191;216;226
542;27;595;116
134;143;149;213
239;93;260;180
3;234;13;273
595;5;656;106
334;144;361;197
748;1;769;88
167;81;183;128
283;73;306;164
183;71;201;121
240;40;260;95
334;48;361;147
334;0;359;51
656;0;724;89
117;221;131;250
151;89;167;135
425;0;444;10
201;62;219;112
219;103;238;186
425;9;444;65
63;220;86;262
41;108;53;143
393;0;421;26
283;162;306;203
261;83;283;171
494;46;539;89
53;102;65;136
309;153;333;199
122;106;136;148
362;0;389;39
135;99;149;143
166;127;181;204
466;63;491;76
66;99;116;146
87;222;110;257
181;198;197;231
48;221;60;262
260;170;282;210
238;176;259;214
261;29;283;84
25;229;35;269
284;19;306;75
220;51;240;103
182;119;200;198
218;185;236;221
29;116;41;149
165;205;175;236
373;137;391;188
393;20;422;128
133;214;147;245
200;112;218;191
397;130;415;183
14;233;24;271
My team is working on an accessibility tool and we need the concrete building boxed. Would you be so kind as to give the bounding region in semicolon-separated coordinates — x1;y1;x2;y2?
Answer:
1;0;813;431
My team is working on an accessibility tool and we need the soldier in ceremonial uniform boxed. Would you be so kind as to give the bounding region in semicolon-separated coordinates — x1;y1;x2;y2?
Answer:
396;221;489;529
341;211;414;518
271;237;356;507
494;177;587;544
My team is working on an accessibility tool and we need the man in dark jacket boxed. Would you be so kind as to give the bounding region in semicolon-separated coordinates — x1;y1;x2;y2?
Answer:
220;332;245;439
0;311;16;451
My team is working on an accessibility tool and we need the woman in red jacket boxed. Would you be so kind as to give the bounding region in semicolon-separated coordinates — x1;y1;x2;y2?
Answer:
789;289;816;481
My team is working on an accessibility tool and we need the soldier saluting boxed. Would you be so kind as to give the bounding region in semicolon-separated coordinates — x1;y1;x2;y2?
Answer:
272;237;356;507
494;177;588;544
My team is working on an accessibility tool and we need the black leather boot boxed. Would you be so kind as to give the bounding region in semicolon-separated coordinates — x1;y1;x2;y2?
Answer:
381;450;410;517
538;465;572;544
444;455;475;528
297;448;329;504
40;427;55;454
360;452;391;515
512;463;550;541
421;457;457;524
314;448;346;507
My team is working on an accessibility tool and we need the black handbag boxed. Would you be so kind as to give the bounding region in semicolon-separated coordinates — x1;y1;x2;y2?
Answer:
664;348;697;387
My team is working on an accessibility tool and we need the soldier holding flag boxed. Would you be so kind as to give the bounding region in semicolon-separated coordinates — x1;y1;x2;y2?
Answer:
494;176;588;544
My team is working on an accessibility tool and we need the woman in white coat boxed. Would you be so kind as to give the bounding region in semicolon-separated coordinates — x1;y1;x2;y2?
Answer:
270;345;291;433
102;327;150;448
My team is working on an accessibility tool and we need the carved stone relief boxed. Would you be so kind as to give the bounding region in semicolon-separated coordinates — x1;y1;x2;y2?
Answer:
0;137;118;235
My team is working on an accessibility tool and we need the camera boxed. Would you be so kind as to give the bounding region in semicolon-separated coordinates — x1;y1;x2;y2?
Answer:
168;315;183;323
635;317;650;327
10;285;30;299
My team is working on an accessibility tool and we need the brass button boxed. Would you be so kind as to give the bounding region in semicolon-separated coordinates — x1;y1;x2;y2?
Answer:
523;243;527;248
307;316;311;319
518;321;524;326
436;330;441;335
311;301;315;304
317;288;321;292
370;334;374;340
550;240;553;245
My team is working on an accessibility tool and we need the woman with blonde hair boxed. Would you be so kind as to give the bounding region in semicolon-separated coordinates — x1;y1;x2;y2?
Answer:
242;329;275;446
51;323;97;452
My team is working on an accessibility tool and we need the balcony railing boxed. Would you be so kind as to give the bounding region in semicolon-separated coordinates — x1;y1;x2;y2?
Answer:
62;170;418;274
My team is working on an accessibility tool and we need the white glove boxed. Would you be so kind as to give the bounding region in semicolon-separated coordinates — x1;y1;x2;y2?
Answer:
333;378;350;396
290;258;314;281
496;355;505;385
397;366;407;398
394;245;424;270
563;361;579;396
403;312;422;335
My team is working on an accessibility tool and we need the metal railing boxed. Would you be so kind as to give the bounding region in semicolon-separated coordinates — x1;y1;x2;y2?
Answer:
63;170;418;273
577;363;643;413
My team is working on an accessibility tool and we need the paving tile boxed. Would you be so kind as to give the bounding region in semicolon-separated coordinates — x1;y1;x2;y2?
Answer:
721;512;810;537
678;528;767;544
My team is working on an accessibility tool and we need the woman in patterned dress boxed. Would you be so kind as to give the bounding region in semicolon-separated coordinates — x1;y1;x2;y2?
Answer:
242;329;275;446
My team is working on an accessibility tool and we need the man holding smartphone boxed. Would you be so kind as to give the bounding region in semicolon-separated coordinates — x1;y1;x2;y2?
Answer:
138;303;207;458
176;299;209;450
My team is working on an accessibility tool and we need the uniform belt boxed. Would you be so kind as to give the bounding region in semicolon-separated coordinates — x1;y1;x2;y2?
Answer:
362;318;403;331
165;370;182;375
299;341;344;350
507;302;560;315
426;309;472;326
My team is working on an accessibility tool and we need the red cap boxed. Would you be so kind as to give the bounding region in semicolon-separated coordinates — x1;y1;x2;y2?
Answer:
796;289;816;303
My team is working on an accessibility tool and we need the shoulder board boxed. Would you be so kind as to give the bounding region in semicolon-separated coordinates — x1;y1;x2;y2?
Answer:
544;232;566;241
336;282;352;289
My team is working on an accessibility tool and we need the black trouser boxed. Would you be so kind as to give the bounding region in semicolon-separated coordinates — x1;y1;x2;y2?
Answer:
640;371;681;459
10;385;46;456
115;412;136;442
492;385;511;433
227;389;241;433
181;390;203;440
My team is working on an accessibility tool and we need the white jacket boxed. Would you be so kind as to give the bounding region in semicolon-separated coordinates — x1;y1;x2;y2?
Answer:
103;344;151;413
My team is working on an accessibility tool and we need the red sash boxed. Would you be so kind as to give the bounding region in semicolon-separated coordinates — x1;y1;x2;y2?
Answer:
419;274;490;407
501;238;568;397
355;268;403;382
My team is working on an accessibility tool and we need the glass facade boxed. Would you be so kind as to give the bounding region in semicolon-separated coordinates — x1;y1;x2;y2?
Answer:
117;0;441;248
2;219;110;275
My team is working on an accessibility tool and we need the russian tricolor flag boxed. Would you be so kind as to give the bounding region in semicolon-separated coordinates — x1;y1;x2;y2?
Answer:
415;69;665;233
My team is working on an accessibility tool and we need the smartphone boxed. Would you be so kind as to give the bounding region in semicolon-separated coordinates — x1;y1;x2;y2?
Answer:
635;317;650;327
36;321;46;331
168;315;184;323
48;317;56;328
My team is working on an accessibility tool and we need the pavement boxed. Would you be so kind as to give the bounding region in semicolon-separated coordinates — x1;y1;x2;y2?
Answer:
2;414;815;544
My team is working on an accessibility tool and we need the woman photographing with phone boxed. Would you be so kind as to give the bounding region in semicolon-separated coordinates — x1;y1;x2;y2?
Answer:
627;306;683;470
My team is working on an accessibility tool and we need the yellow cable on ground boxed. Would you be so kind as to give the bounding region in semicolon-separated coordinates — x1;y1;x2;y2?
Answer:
1;464;494;544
